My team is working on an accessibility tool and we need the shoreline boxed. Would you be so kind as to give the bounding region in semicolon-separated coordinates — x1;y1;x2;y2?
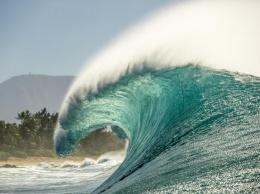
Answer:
0;156;98;167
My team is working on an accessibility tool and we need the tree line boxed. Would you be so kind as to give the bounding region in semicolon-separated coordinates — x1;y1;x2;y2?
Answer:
0;108;125;160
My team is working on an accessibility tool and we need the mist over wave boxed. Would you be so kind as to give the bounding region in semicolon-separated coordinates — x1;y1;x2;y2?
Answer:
54;0;260;193
58;0;260;111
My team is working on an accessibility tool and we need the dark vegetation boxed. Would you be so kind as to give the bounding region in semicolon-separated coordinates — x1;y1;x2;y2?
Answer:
0;108;125;161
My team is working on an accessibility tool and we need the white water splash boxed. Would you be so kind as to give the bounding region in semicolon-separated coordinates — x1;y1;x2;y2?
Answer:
55;0;260;140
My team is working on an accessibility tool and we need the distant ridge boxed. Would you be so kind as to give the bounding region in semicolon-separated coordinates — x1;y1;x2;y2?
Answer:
0;74;75;123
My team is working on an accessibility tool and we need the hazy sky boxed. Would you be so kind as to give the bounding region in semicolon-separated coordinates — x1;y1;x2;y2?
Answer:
0;0;173;83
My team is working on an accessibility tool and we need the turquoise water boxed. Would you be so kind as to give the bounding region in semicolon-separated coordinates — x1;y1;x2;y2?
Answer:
55;65;260;193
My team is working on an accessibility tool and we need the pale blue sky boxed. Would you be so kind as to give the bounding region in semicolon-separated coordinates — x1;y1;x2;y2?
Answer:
0;0;173;83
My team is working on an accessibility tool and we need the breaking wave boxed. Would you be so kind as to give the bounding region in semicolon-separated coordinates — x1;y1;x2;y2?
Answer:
54;0;260;193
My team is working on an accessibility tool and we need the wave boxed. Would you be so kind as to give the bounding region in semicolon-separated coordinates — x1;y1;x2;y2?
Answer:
54;0;260;193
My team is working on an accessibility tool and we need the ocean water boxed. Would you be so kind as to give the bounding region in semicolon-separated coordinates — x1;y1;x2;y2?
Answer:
2;0;260;193
53;0;260;193
55;65;260;193
0;155;123;194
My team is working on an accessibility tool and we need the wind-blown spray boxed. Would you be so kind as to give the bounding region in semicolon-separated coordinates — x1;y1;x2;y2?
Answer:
54;0;260;193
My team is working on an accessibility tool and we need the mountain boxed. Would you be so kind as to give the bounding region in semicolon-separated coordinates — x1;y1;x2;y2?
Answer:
0;74;75;123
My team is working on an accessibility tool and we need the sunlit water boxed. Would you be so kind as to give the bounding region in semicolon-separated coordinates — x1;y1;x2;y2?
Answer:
0;157;121;194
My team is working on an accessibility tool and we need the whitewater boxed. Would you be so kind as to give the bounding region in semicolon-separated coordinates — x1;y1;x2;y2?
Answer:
53;0;260;193
1;0;259;193
0;154;124;193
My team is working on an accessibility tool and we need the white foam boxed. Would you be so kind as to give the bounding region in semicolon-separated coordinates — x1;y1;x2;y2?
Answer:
37;162;59;168
79;158;96;168
97;150;126;164
55;0;260;137
60;161;80;168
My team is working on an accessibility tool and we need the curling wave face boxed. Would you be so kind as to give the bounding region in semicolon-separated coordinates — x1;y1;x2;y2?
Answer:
54;0;260;193
55;65;260;193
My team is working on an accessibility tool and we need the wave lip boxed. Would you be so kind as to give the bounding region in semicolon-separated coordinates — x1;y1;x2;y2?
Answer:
54;0;260;193
56;64;260;193
56;0;260;117
54;124;75;157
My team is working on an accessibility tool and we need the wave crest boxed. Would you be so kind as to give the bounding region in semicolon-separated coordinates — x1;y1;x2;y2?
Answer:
54;1;260;193
58;0;260;118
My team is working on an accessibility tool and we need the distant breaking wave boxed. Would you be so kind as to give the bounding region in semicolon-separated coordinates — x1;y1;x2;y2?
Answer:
54;0;260;193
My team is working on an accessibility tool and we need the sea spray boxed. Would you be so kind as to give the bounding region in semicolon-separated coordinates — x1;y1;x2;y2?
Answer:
55;0;260;116
54;0;260;193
